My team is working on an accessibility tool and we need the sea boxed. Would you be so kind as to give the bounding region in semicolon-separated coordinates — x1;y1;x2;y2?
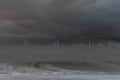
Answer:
0;45;120;80
0;63;119;80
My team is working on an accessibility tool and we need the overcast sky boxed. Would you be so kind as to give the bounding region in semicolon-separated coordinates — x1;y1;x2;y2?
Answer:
0;0;120;41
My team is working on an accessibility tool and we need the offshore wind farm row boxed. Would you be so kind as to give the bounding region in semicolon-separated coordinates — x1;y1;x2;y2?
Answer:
0;40;120;47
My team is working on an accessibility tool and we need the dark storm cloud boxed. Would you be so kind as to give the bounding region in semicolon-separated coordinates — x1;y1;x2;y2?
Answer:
0;0;120;41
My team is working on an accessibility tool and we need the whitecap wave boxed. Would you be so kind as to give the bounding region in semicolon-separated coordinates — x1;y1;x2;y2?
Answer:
0;64;119;80
0;64;103;76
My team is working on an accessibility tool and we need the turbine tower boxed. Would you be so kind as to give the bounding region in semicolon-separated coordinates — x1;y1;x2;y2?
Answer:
24;40;31;48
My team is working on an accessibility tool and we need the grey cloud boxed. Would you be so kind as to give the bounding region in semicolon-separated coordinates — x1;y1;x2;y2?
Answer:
0;0;120;41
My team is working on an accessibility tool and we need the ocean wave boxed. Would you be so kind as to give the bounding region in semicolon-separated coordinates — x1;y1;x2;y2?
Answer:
0;63;119;80
2;61;120;72
0;63;119;76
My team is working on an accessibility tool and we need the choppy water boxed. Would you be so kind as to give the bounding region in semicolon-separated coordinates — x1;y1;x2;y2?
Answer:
0;46;120;80
0;64;119;80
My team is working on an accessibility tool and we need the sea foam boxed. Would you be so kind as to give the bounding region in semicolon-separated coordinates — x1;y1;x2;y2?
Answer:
0;64;119;80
